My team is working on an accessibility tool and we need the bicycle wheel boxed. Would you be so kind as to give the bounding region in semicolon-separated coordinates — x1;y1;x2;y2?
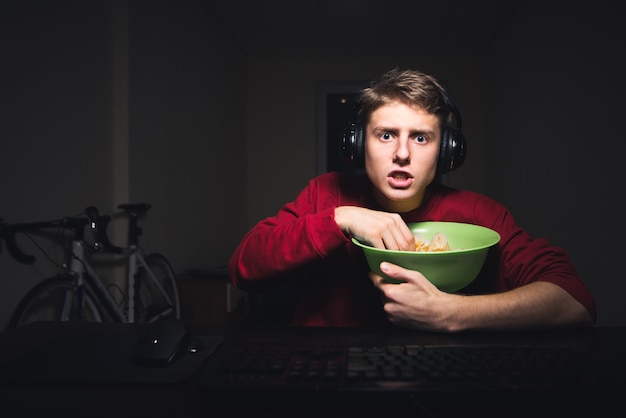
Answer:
7;275;102;330
135;252;180;322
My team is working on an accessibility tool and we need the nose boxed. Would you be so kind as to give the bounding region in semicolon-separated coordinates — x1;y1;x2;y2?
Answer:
393;137;410;163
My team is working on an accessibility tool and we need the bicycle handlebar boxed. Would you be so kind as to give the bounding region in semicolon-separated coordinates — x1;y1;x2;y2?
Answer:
0;218;44;264
0;203;153;263
0;207;108;264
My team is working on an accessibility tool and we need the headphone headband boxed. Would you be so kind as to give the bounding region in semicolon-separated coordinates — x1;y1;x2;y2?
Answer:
339;88;467;174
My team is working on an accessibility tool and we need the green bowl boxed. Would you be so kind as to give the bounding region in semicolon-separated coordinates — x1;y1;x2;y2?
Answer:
352;222;501;292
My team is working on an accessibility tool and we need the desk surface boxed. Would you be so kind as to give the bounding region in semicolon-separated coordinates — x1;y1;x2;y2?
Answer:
1;322;625;417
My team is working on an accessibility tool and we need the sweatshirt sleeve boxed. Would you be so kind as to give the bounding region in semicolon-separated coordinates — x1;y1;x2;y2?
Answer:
469;192;598;323
228;174;350;290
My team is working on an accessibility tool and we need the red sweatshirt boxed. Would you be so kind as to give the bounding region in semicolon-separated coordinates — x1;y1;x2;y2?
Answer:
229;172;596;326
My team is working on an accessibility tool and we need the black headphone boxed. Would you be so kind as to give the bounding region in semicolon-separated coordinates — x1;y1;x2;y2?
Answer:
339;89;467;175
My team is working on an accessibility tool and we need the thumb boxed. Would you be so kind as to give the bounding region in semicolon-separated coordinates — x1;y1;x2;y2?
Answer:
380;261;426;285
380;261;409;283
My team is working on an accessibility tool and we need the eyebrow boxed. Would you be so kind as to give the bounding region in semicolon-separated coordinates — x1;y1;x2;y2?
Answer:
372;126;437;137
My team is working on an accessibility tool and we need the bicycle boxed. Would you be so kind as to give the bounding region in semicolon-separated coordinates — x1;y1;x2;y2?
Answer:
1;203;180;329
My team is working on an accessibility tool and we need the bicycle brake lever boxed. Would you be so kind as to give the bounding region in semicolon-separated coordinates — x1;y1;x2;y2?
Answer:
85;206;101;251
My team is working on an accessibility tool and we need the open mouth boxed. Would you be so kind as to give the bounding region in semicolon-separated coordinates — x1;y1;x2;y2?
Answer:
387;171;414;188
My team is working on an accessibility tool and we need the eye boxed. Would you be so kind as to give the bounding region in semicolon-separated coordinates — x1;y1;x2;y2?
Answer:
380;132;393;141
414;134;427;144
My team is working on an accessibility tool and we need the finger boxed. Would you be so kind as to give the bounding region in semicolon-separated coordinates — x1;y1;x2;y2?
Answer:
380;261;418;284
369;271;387;288
395;230;417;252
382;262;438;293
380;229;402;250
380;227;412;251
385;219;416;251
368;237;386;249
396;221;417;251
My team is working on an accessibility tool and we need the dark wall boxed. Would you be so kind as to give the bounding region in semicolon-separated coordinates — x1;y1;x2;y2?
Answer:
485;1;625;325
1;0;624;328
0;0;246;329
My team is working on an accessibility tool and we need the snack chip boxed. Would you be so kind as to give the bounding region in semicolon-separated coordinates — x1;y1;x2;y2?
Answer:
414;232;451;252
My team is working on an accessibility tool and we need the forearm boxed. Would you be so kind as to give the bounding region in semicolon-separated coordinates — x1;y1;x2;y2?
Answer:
444;281;593;332
229;208;346;286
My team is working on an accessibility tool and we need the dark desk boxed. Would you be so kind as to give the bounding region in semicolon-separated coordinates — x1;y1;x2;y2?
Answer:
0;322;625;417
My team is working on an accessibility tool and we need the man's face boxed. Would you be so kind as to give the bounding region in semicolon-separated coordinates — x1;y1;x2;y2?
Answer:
364;100;441;213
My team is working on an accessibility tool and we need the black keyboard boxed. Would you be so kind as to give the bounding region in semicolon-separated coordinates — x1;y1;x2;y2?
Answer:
213;343;614;391
199;341;626;415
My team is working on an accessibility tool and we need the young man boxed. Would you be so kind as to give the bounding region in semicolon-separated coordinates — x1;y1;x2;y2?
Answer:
229;68;595;332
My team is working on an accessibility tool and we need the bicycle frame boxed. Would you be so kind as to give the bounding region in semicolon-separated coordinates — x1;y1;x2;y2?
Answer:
52;238;178;324
3;204;180;328
69;239;125;322
126;245;175;323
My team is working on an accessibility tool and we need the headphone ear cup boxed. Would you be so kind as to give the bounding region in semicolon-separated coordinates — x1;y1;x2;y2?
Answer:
438;128;467;174
340;122;365;169
437;128;451;175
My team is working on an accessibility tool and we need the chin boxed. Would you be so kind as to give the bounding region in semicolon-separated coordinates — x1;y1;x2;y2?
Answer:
381;190;422;211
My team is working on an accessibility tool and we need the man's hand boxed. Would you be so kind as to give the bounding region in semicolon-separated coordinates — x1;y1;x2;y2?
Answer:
370;261;455;331
370;262;594;332
334;206;415;251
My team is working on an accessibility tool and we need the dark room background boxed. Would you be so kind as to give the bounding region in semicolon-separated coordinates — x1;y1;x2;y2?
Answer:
1;0;623;329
